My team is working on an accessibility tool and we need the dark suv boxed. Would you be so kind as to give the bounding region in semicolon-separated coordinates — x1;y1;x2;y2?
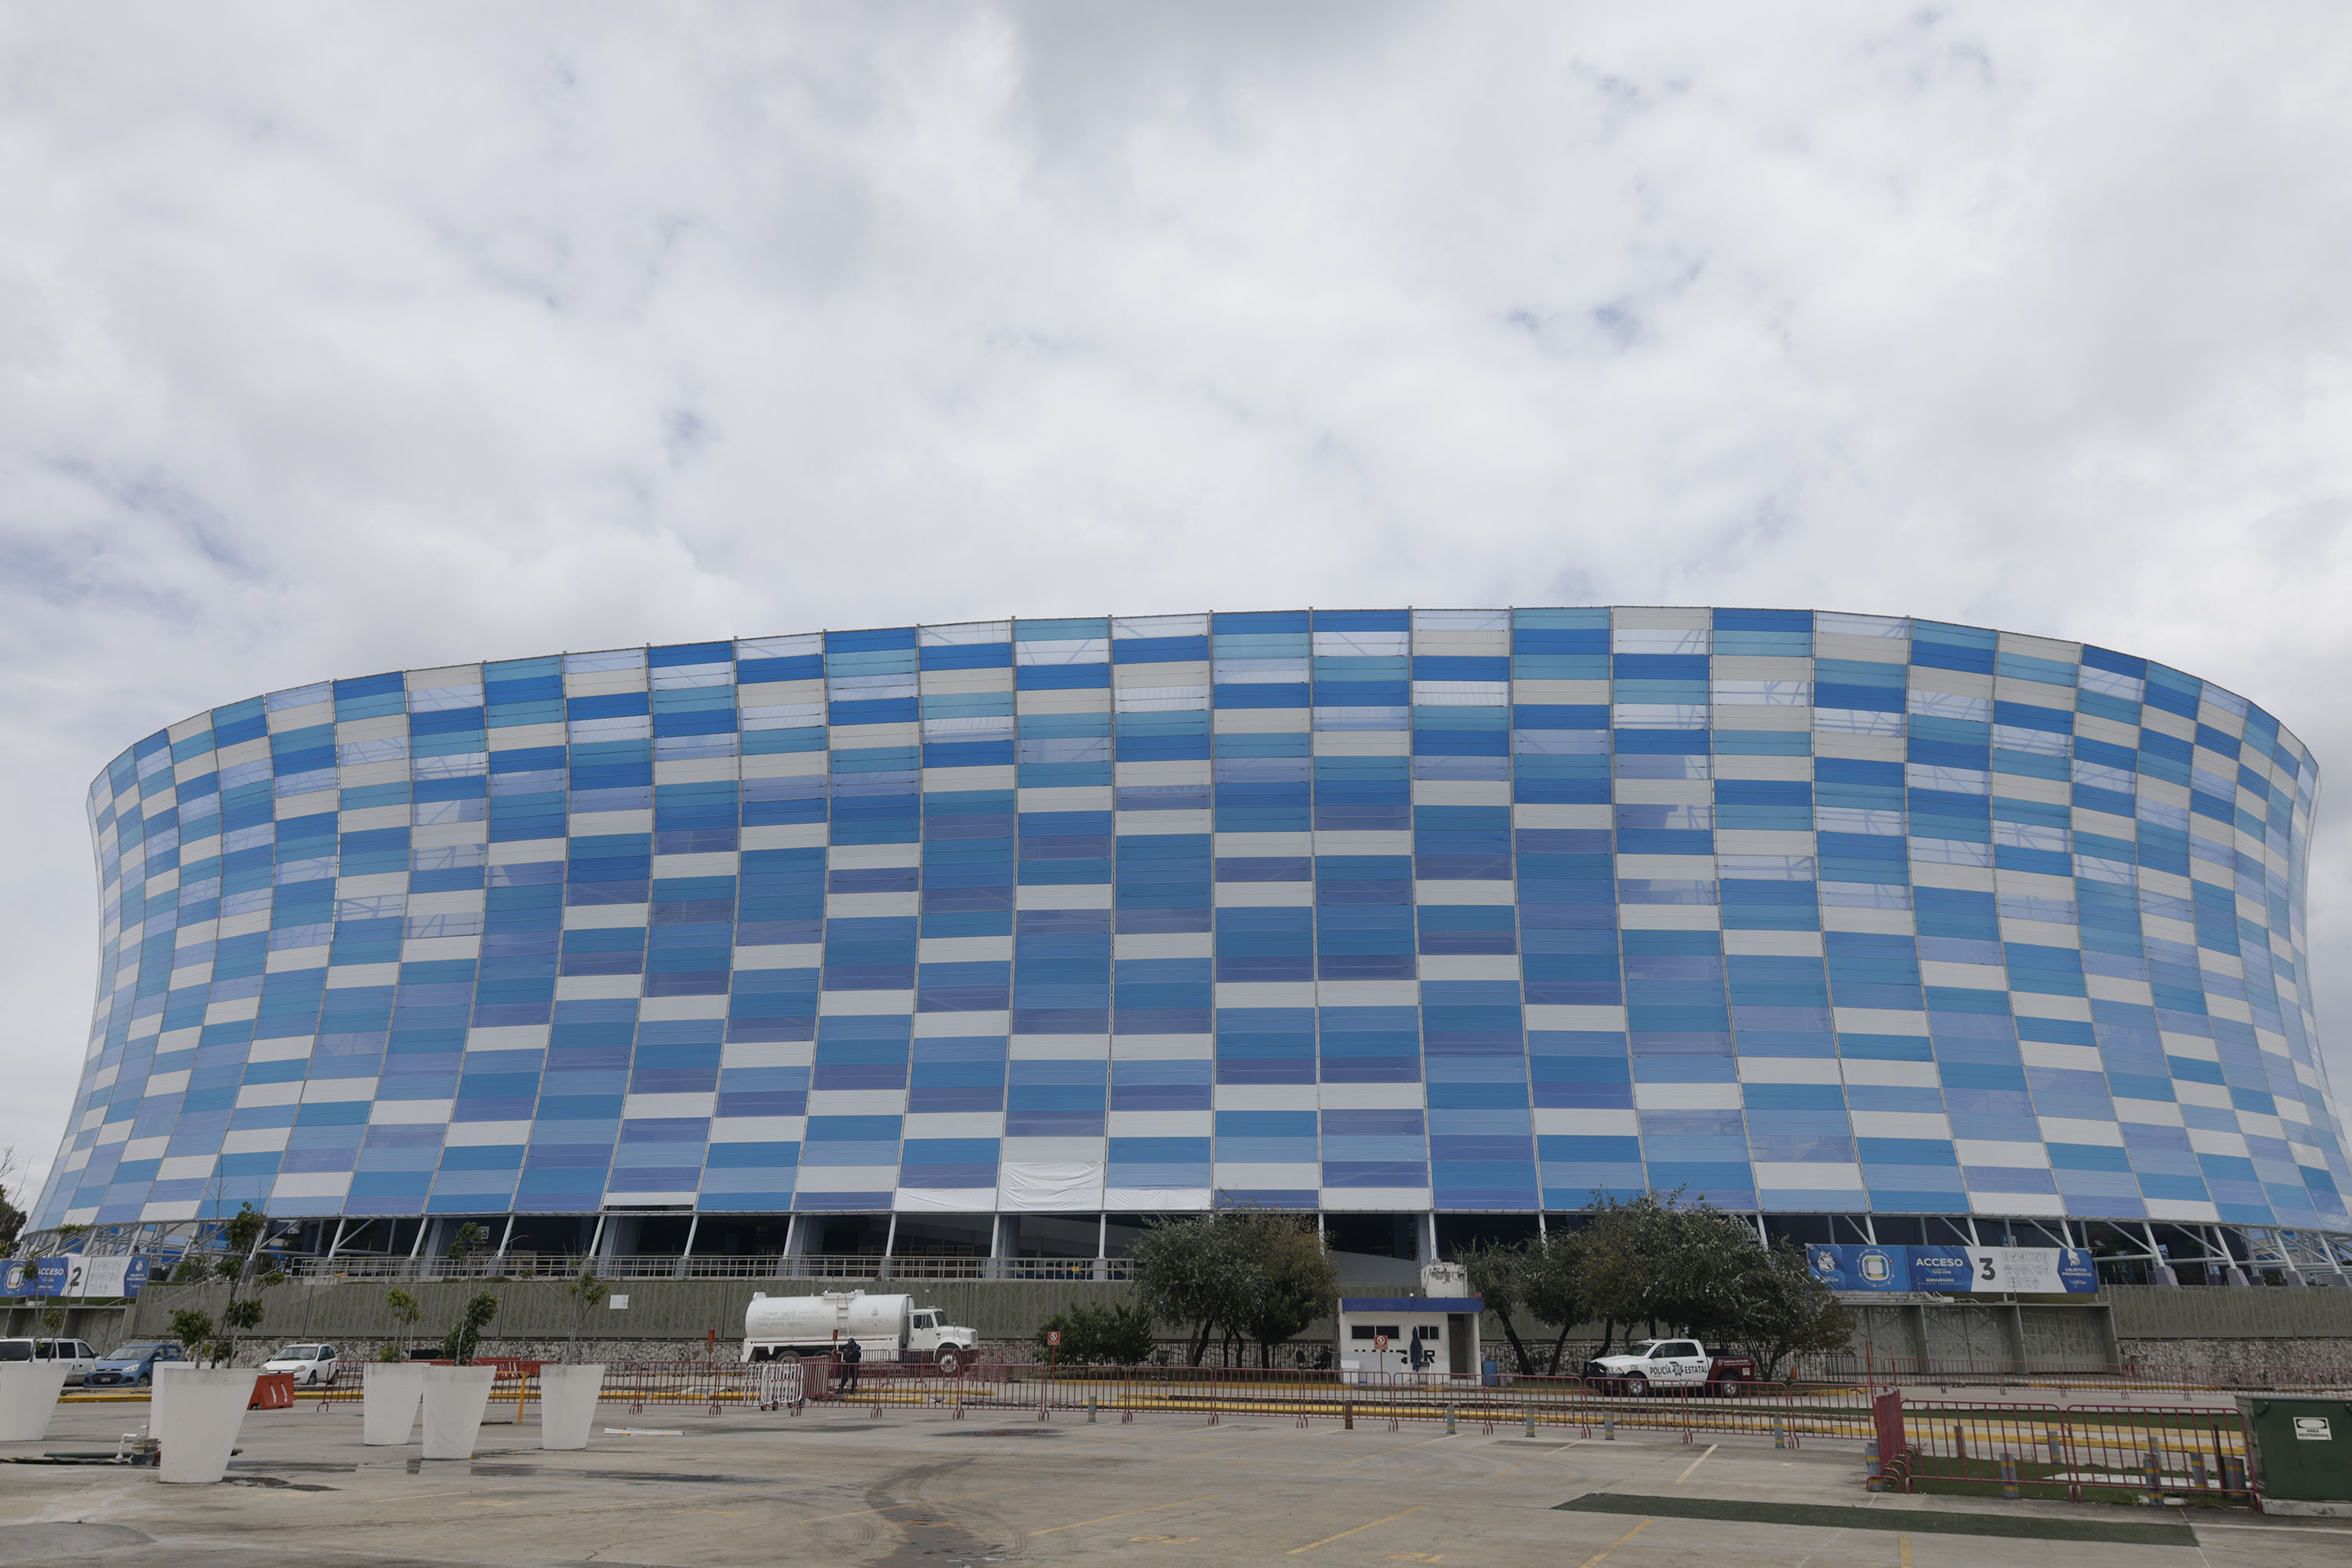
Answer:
85;1340;186;1388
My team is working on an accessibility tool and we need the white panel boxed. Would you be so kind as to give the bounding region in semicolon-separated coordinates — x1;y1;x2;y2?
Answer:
1000;1161;1105;1211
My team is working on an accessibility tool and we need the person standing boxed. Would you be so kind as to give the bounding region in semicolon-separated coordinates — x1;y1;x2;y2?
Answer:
839;1334;863;1395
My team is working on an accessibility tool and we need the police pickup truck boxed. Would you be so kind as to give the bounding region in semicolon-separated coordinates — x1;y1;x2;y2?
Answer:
1584;1338;1759;1395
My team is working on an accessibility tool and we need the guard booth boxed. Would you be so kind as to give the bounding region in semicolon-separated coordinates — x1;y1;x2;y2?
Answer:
1335;1295;1483;1385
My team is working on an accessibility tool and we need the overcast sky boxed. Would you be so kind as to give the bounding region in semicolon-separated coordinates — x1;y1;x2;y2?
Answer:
5;5;2351;1205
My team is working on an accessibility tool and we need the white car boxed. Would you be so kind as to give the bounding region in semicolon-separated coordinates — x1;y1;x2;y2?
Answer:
0;1338;99;1385
260;1343;342;1386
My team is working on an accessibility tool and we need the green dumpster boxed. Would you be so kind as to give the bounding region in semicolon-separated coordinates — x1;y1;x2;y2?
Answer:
2236;1396;2352;1517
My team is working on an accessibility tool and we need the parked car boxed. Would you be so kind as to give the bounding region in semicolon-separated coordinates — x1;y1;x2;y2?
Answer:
85;1340;187;1388
260;1343;341;1386
0;1338;99;1385
1583;1338;1759;1396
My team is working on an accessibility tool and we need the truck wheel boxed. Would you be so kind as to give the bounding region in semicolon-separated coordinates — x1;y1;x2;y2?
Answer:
1624;1372;1647;1398
935;1346;966;1376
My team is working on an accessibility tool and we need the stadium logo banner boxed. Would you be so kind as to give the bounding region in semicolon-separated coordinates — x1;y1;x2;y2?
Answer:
2;1255;151;1299
1808;1243;2096;1294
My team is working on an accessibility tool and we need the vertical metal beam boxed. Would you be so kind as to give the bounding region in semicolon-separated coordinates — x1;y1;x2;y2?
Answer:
325;1218;347;1260
586;1211;608;1263
681;1213;700;1258
496;1214;517;1258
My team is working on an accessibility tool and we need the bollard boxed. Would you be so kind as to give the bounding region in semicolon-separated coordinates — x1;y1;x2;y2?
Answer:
1864;1438;1878;1479
2144;1448;2161;1493
1773;1421;1786;1451
2222;1456;2246;1494
1087;1400;1098;1425
1525;1410;1536;1439
1445;1407;1456;1436
1603;1415;1615;1442
2190;1457;2207;1489
1344;1403;1355;1432
2001;1458;2020;1501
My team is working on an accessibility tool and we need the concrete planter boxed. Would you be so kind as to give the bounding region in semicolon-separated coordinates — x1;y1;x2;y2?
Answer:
420;1366;497;1460
152;1366;254;1483
535;1364;606;1451
0;1361;71;1443
362;1362;428;1446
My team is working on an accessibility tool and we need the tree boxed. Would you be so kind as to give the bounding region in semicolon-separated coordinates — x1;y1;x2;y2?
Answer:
1462;1231;1597;1375
1034;1303;1158;1367
1224;1212;1338;1370
445;1221;489;1265
0;1146;26;1260
210;1203;274;1365
1458;1239;1537;1374
441;1291;501;1364
1722;1243;1855;1381
1131;1214;1254;1366
564;1269;608;1363
1519;1229;1594;1374
384;1287;425;1360
170;1307;217;1363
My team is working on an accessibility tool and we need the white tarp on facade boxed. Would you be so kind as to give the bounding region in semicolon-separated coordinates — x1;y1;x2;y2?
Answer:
996;1162;1104;1212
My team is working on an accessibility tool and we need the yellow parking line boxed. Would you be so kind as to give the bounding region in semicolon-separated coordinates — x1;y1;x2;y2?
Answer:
1575;1518;1653;1568
1287;1504;1425;1554
1899;1536;1913;1567
1024;1495;1219;1537
1673;1443;1719;1483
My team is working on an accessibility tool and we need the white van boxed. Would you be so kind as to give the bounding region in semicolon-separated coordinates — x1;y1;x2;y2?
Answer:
0;1338;100;1385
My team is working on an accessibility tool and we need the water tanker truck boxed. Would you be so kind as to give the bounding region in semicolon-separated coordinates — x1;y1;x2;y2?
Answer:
741;1290;979;1373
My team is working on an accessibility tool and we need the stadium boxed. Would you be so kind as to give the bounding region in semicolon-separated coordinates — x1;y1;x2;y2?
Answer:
23;607;2352;1287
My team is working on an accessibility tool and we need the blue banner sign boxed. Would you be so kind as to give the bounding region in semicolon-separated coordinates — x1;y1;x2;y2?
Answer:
3;1254;153;1299
1807;1243;2098;1294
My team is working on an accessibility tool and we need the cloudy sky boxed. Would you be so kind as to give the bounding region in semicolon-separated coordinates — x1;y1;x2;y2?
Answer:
5;5;2351;1203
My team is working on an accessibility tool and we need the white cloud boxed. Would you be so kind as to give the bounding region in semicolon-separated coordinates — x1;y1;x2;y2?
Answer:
4;2;2350;1207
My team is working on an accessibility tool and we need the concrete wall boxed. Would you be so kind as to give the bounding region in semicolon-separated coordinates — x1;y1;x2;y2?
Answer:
13;1276;2352;1374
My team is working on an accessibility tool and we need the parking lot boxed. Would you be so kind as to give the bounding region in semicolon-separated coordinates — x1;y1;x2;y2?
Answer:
5;1397;2350;1567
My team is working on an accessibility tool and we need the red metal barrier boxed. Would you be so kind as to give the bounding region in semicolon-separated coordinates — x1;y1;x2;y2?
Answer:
249;1373;296;1409
1876;1397;2251;1505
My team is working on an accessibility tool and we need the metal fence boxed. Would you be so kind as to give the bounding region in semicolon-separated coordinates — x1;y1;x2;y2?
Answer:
752;1359;1878;1441
277;1254;1134;1283
1872;1393;2252;1504
1798;1349;2352;1395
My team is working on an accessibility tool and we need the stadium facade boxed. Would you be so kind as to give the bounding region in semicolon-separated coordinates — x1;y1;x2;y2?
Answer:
26;608;2352;1281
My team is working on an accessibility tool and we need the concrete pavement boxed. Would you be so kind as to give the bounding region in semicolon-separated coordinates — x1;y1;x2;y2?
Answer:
4;1396;2349;1566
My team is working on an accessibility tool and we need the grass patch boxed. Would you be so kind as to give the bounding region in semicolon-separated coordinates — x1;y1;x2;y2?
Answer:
1553;1493;2198;1545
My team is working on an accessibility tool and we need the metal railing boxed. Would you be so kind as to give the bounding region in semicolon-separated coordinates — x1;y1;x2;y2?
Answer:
274;1253;1134;1283
1875;1394;2252;1504
1797;1349;2352;1395
755;1360;1882;1441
